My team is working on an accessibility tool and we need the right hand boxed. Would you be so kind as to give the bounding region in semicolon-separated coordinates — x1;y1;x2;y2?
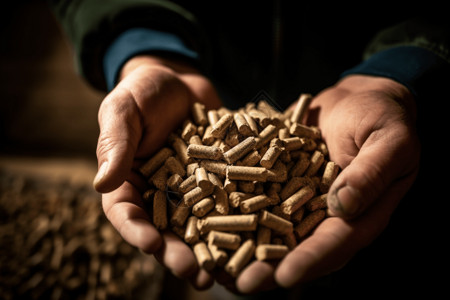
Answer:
93;55;222;289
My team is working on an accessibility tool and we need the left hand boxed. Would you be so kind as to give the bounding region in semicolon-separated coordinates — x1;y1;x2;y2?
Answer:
222;75;421;293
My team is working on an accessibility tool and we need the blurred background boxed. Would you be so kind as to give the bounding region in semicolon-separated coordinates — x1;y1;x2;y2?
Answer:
0;1;227;299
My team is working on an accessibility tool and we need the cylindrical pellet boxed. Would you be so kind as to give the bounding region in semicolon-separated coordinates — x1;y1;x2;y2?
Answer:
240;194;272;214
237;150;261;167
187;144;223;160
181;120;197;142
223;136;257;164
280;186;315;215
207;109;219;126
266;161;287;182
280;176;310;200
139;147;174;177
258;210;293;235
170;201;191;227
289;123;321;140
200;160;227;176
233;112;254;136
171;136;193;165
228;192;254;208
167;173;183;192
193;242;215;271
243;113;259;135
202;126;215;145
255;124;278;148
192;197;215;217
259;145;283;169
208;230;241;250
164;156;186;177
213;187;229;215
184;216;200;244
320;161;339;193
192;102;208;126
289;152;310;177
150;165;170;190
195;167;213;190
225;239;255;277
248;109;271;127
223;177;237;193
282;137;305;151
294;209;326;239
224;124;240;147
189;134;203;145
255;244;289;261
183;186;213;207
226;166;268;182
197;214;258;233
178;174;196;194
305;151;324;177
305;194;328;211
208;244;228;267
211;113;233;138
290;93;312;124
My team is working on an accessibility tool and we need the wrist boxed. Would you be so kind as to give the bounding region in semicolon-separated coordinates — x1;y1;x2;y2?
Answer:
335;75;417;121
119;54;202;81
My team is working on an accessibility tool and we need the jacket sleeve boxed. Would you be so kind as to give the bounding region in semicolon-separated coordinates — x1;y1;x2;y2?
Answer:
341;17;450;101
46;0;207;91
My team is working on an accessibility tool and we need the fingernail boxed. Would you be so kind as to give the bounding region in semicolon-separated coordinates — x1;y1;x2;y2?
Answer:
328;185;361;217
93;161;108;189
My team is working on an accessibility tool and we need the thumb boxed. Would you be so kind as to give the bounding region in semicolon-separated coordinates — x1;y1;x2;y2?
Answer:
93;90;142;193
326;134;413;219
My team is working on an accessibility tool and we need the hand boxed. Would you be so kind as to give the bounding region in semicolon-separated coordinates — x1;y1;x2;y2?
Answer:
229;75;420;293
92;55;221;289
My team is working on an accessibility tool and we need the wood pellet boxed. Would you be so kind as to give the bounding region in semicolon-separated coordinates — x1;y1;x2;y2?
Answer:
139;94;340;277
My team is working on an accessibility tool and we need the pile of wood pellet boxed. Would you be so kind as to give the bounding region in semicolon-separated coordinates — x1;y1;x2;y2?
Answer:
0;170;162;300
139;94;340;276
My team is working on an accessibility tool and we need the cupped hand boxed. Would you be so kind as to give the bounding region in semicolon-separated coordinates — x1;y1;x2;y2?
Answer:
92;55;221;289
231;75;421;293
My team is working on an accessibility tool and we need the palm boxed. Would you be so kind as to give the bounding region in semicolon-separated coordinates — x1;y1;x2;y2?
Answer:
95;59;221;288
230;76;420;293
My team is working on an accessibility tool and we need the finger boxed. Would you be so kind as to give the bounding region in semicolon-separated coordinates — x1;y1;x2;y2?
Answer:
188;268;215;291
275;217;354;288
275;175;413;287
94;88;142;193
235;260;277;294
102;181;162;253
153;231;199;279
327;127;418;219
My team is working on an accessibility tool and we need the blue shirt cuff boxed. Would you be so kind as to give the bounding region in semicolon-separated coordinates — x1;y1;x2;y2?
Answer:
103;28;200;91
341;46;450;100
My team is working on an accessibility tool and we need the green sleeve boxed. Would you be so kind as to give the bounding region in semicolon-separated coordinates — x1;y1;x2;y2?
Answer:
46;0;206;91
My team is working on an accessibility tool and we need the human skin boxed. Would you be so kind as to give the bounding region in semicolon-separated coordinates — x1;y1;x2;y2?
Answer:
232;75;421;293
93;55;420;292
